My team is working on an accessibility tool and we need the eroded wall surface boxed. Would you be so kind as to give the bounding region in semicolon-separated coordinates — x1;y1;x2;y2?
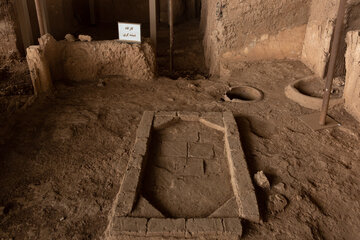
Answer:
302;0;360;78
344;31;360;122
0;1;19;59
201;0;311;76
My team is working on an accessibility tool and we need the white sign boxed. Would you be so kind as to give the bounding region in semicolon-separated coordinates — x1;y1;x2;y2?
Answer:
118;22;141;43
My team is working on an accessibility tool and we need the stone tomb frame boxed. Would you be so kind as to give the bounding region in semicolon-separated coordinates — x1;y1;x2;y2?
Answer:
106;111;259;239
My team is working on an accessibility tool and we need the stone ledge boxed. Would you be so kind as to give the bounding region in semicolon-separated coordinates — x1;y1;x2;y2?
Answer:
156;111;177;117
223;111;260;223
148;218;186;237
136;111;155;138
110;217;243;239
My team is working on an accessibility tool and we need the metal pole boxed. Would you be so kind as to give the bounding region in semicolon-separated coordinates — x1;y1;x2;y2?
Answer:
319;0;347;125
169;0;174;72
34;0;46;36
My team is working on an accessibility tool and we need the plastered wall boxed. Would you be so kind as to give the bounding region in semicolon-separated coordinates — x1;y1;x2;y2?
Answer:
201;0;311;76
344;30;360;122
302;0;360;78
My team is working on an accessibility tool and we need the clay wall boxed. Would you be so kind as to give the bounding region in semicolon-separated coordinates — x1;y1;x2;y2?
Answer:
26;34;156;95
302;0;360;79
201;0;311;76
344;30;360;122
0;0;19;59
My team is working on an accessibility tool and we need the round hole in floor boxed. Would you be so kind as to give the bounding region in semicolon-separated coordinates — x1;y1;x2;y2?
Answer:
225;86;264;102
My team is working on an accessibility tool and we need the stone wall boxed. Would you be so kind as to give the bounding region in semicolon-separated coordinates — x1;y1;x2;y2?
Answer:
344;30;360;122
201;0;311;76
0;0;19;59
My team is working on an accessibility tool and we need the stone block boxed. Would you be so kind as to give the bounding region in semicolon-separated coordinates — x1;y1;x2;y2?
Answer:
26;46;53;95
136;111;154;138
130;197;164;218
147;218;186;237
156;156;186;173
199;129;224;143
156;111;177;117
132;138;149;157
121;167;141;193
210;197;239;218
153;116;176;129
188;143;214;159
204;159;222;176
186;218;223;236
157;130;199;142
223;112;239;136
159;141;188;157
128;154;145;170
213;144;225;158
226;149;260;223
223;218;242;236
112;217;147;236
201;112;223;119
115;191;137;216
225;135;242;153
182;158;204;176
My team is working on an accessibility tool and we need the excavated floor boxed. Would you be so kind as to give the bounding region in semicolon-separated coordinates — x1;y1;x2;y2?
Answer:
142;120;233;218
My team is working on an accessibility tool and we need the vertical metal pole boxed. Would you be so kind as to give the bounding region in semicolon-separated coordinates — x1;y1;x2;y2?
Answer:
319;0;347;125
34;0;46;36
169;0;174;72
150;0;158;51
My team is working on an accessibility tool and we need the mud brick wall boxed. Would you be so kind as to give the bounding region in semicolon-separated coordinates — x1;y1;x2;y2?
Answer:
302;0;360;78
27;34;156;94
201;0;311;76
344;30;360;122
0;0;19;59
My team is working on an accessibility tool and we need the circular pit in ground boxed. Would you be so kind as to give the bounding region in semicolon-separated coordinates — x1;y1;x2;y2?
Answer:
225;86;264;103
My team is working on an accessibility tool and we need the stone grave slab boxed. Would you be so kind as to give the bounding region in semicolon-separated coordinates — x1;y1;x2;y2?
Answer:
106;111;259;239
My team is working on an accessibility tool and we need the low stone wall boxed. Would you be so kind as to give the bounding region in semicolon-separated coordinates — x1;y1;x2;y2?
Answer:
344;30;360;122
26;34;156;95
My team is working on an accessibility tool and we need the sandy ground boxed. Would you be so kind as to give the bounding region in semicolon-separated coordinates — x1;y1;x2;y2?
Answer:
1;20;360;240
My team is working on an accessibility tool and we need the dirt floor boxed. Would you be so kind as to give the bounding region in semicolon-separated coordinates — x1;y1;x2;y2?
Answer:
1;19;360;240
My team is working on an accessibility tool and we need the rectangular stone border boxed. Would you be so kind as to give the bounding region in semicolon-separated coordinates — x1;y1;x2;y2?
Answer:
111;217;242;239
115;111;154;216
108;111;259;239
223;112;260;223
